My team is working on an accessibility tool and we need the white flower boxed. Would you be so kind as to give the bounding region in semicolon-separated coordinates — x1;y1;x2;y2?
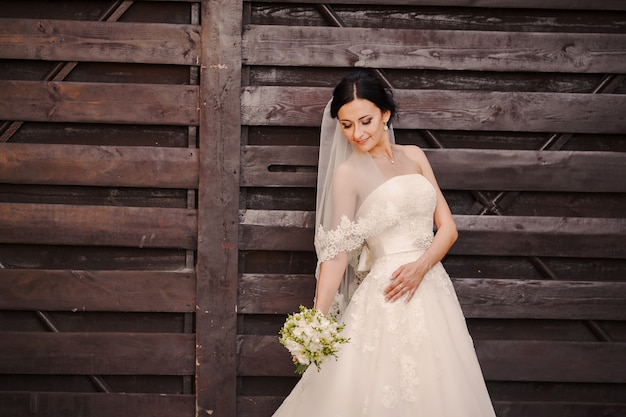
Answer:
279;305;350;374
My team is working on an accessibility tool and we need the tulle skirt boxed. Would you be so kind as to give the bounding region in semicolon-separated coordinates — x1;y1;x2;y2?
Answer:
272;250;496;417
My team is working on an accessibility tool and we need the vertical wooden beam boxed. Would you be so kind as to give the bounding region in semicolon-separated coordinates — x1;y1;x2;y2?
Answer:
196;1;242;416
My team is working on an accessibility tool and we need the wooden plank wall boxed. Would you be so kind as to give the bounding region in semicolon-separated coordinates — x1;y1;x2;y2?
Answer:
238;1;626;417
0;1;240;416
1;1;625;417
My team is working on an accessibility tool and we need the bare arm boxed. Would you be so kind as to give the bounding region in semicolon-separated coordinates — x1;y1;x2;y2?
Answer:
314;252;348;315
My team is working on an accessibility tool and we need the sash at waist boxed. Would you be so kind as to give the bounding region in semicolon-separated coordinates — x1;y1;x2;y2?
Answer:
357;234;434;273
369;244;425;260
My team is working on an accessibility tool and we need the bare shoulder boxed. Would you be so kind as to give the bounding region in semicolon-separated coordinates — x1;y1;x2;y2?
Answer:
332;160;357;187
396;144;429;166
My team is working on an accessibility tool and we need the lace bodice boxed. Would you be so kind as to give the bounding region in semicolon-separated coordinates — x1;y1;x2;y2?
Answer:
359;174;436;259
315;174;436;264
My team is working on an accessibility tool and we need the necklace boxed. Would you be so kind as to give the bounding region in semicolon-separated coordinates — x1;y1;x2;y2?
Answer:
371;151;395;164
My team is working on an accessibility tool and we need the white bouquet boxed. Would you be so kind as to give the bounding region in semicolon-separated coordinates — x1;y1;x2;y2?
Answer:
279;305;350;374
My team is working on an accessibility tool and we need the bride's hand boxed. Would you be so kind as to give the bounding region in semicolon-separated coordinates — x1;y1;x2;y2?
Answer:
384;261;427;303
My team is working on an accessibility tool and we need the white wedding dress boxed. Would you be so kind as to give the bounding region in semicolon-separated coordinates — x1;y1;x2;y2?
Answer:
272;174;496;417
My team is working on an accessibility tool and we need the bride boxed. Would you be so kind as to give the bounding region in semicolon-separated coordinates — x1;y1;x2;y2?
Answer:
272;70;496;416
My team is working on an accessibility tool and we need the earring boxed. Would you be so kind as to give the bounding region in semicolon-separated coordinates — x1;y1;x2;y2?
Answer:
383;124;389;131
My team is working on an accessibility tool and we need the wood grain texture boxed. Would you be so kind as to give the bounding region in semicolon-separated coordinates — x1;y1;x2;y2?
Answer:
244;25;626;73
0;81;199;125
0;392;195;417
0;203;197;249
246;0;626;10
0;18;200;65
241;146;626;192
0;143;198;189
0;332;195;375
194;1;243;415
241;86;626;133
0;269;195;312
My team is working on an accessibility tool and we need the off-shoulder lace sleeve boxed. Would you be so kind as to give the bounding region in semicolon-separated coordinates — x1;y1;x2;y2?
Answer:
314;215;365;263
314;200;402;264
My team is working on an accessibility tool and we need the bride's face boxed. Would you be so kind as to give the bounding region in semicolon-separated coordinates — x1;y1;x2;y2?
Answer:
337;98;390;153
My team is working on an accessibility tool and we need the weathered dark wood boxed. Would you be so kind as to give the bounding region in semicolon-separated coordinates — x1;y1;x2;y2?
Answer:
2;123;190;147
243;25;626;73
0;311;189;333
476;340;626;383
0;1;624;415
239;209;314;252
0;392;195;417
238;274;626;320
238;396;283;417
238;274;316;314
456;279;626;320
493;401;626;417
237;335;292;377
241;146;626;192
0;203;197;249
241;145;318;187
249;5;626;34
0;18;200;65
239;209;626;259
0;332;195;375
451;215;626;259
448;256;626;282
0;143;198;189
0;270;195;312
246;0;626;10
0;80;199;125
195;1;242;415
242;86;626;133
239;335;626;383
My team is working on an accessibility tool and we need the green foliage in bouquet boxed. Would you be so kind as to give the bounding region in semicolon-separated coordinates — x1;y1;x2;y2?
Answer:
279;305;350;374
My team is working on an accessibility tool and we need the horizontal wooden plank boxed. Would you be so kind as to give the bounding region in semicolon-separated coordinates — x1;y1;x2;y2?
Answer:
239;274;316;314
241;86;626;134
241;146;626;192
477;340;626;383
243;25;626;73
237;396;282;417
0;203;197;249
1;392;194;417
0;332;195;375
455;278;626;320
246;0;626;11
0;392;195;417
241;146;318;188
451;215;626;259
0;270;195;312
0;144;198;189
239;210;626;259
239;274;626;320
0;81;199;125
492;401;626;417
238;335;626;383
239;209;314;252
0;19;200;65
427;149;626;193
237;395;626;417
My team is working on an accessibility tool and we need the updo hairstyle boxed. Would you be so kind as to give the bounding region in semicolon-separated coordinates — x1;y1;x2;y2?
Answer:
330;70;397;126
